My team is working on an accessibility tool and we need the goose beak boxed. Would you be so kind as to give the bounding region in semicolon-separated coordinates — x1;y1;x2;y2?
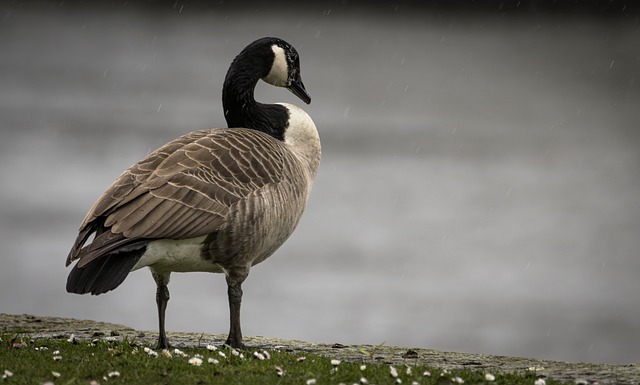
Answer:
288;78;311;104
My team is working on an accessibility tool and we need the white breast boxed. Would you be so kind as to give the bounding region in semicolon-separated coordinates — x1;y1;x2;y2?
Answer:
278;102;321;181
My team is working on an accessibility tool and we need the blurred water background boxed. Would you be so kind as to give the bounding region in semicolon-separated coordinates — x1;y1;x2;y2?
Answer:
1;1;639;364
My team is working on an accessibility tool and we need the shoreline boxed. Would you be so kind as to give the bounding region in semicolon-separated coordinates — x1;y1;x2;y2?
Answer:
1;313;638;384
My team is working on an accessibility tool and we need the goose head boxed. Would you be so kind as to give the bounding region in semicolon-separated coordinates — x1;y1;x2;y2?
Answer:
222;37;312;140
261;39;311;104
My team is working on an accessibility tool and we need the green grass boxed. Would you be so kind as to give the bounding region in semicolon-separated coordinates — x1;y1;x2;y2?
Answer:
0;334;564;385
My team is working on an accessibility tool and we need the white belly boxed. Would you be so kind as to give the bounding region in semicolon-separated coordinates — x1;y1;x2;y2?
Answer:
132;236;224;273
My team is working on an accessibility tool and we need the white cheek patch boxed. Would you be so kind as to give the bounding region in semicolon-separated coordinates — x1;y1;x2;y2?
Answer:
263;45;288;87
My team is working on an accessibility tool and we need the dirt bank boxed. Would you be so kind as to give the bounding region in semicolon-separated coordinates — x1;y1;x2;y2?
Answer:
1;314;637;384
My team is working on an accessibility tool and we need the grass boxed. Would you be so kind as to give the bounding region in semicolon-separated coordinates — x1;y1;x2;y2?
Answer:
0;333;566;385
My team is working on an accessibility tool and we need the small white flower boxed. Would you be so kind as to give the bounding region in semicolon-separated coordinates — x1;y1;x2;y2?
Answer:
253;351;265;360
423;370;431;377
108;371;120;378
231;349;240;356
67;334;76;343
207;358;219;364
188;357;203;366
360;364;367;371
396;379;403;384
2;370;14;379
390;366;399;378
143;347;159;357
52;371;61;378
104;336;117;342
262;350;271;359
162;349;172;358
331;359;341;366
411;381;420;385
173;349;188;358
406;366;412;375
52;350;60;355
306;379;317;385
485;373;495;382
218;351;226;358
53;355;62;361
296;356;306;361
534;379;546;385
360;377;369;384
206;344;217;351
452;376;464;384
275;365;285;377
528;366;545;372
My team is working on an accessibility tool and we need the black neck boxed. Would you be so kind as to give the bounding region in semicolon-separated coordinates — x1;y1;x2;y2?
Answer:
222;51;289;141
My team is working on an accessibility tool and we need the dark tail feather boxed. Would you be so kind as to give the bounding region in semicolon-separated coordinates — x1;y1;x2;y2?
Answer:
66;247;147;295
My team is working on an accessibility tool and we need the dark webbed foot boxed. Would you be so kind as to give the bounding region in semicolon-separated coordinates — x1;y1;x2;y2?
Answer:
155;336;171;350
225;334;246;350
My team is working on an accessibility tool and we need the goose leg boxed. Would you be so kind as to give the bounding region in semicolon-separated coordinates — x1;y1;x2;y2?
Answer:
152;271;171;349
225;268;249;349
156;284;170;349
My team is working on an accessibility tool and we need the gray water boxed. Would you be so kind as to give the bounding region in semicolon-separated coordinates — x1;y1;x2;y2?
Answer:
1;4;639;364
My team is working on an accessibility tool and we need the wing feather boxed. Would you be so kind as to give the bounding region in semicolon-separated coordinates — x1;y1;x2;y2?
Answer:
66;128;290;267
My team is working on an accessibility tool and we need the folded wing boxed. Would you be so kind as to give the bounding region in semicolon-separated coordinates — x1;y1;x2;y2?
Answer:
66;128;288;270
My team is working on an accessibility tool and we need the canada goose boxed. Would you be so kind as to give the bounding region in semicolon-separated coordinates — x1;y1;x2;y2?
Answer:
65;37;321;349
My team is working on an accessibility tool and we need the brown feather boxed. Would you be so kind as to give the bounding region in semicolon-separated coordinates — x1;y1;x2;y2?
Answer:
67;128;295;268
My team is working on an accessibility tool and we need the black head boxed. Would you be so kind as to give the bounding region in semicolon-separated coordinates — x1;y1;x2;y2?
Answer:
258;37;311;104
225;37;310;104
222;37;311;140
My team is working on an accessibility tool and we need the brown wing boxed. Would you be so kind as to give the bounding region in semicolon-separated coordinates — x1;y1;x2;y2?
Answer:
66;128;288;267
